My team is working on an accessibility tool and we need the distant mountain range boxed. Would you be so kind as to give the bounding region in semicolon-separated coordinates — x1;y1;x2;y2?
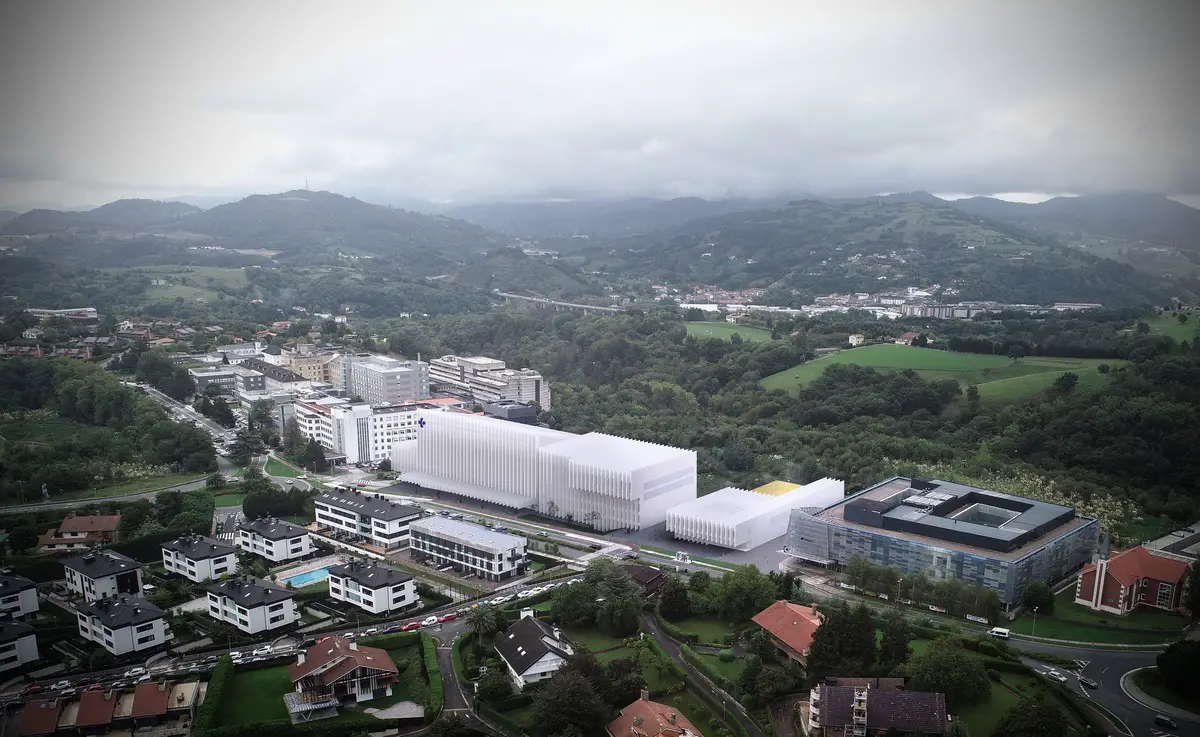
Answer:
3;199;200;234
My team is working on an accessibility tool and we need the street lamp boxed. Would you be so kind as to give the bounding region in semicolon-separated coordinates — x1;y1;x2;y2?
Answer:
1031;606;1038;637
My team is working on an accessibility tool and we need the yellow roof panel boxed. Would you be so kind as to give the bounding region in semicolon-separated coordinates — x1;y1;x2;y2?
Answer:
752;480;801;497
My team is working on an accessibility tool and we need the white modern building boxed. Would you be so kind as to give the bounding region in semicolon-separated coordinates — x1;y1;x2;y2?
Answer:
409;517;529;581
62;551;144;603
0;573;39;618
295;397;455;465
0;622;38;673
494;610;574;689
395;410;697;531
327;561;418;615
75;596;172;656
314;490;423;551
205;576;299;635
345;355;430;405
161;535;239;583
429;355;552;409
237;517;314;563
665;478;845;550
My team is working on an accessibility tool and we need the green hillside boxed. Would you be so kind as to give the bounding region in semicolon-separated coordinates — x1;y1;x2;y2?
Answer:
685;321;775;342
761;343;1117;401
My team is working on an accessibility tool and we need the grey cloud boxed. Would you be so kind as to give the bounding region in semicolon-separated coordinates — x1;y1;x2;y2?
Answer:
1;0;1198;209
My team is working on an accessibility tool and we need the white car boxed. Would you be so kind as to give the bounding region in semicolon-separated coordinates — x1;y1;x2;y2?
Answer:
566;579;581;586
490;595;513;605
296;475;308;480
134;674;152;684
1044;670;1067;683
123;667;146;678
50;680;73;692
421;616;439;627
516;590;535;599
252;646;273;656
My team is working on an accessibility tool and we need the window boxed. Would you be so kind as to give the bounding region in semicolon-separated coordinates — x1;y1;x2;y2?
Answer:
136;634;156;645
135;622;156;633
1157;582;1174;608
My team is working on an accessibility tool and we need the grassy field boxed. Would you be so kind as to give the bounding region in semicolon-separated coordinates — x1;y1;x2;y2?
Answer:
562;626;628;652
54;473;205;501
1132;668;1200;713
761;343;1118;401
1145;312;1200;342
212;492;245;508
686;321;775;343
264;457;300;477
698;652;745;682
660;689;736;735
215;666;293;725
668;617;738;645
1007;588;1188;644
956;682;1022;737
0;421;83;444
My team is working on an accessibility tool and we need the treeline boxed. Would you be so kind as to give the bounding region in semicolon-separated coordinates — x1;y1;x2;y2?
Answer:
0;359;216;502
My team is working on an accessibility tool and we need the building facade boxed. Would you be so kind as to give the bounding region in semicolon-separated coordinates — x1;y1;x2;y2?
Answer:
0;573;39;618
75;596;171;656
313;490;423;551
188;367;239;393
783;477;1100;607
0;622;39;673
40;513;121;553
345;355;429;405
327;561;418;615
237;518;314;563
205;577;299;635
1074;546;1189;616
288;636;399;705
161;535;239;583
409;516;529;581
396;409;696;531
296;398;445;465
429;355;551;409
667;478;845;550
63;551;144;603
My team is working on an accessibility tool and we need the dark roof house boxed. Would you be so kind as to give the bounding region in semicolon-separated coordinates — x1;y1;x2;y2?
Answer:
205;576;295;608
62;550;143;579
328;561;413;589
494;613;574;686
75;596;165;629
238;517;310;540
316;489;423;521
812;678;947;735
162;534;236;560
17;699;62;737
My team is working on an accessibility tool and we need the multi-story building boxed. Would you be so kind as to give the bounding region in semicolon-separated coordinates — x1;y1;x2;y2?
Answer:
63;551;144;603
807;677;948;735
40;513;122;553
429;355;551;409
188;367;239;394
395;409;696;532
409;517;528;581
0;573;39;618
313;490;422;551
238;358;322;392
288;636;399;705
161;535;239;583
296;397;458;465
782;476;1100;608
236;517;314;563
285;350;342;385
667;478;845;551
481;400;538;425
327;561;418;615
205;577;299;635
345;355;430;405
0;622;38;673
75;596;172;656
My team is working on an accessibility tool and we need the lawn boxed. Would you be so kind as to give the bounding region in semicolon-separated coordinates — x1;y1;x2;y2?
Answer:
54;473;205;501
956;682;1022;737
0;421;83;444
212;492;245;508
265;457;300;477
596;646;639;663
371;643;429;707
685;321;775;343
1144;312;1200;343
660;688;735;734
562;626;629;652
698;653;745;682
668;617;738;645
1007;589;1187;644
760;343;1120;402
215;666;293;726
1132;668;1200;713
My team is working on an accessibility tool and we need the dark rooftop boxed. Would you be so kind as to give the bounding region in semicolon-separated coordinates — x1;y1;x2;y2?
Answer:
316;489;423;522
205;576;295;608
62;550;143;579
0;620;35;645
162;534;236;560
819;682;947;734
239;357;308;383
0;572;36;594
238;517;309;541
75;595;165;630
328;561;413;589
494;615;571;676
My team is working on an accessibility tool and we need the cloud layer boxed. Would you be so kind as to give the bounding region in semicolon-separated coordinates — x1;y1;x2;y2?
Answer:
1;0;1197;208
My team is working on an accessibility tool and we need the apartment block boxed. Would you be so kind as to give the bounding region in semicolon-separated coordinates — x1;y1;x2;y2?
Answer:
237;517;314;563
0;573;39;618
0;622;38;673
345;355;430;405
75;596;171;656
313;490;422;551
161;535;239;583
63;551;144;603
327;561;418;615
409;516;529;581
205;577;299;635
429;355;551;409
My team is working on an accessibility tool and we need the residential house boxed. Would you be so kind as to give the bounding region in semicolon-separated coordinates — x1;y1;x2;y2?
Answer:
236;517;314;563
17;698;62;737
0;621;39;674
848;334;866;347
62;550;143;603
288;636;399;705
75;595;172;656
624;564;667;597
327;561;418;615
494;610;574;689
161;535;239;583
1074;545;1190;615
21;327;43;340
0;345;44;358
313;489;423;552
0;573;39;618
75;688;118;732
896;332;920;345
607;689;704;737
205;576;299;635
725;313;750;325
40;513;121;553
807;677;947;735
751;600;823;664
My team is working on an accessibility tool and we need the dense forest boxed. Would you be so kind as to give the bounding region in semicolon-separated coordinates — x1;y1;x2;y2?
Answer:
384;306;1200;538
0;360;217;502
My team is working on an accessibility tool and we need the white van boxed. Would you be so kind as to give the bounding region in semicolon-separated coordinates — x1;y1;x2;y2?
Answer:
987;627;1010;639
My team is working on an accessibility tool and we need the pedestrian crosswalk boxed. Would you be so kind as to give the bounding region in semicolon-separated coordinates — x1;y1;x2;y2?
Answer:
214;531;235;542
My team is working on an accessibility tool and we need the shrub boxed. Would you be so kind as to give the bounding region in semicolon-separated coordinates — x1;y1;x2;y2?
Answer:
451;634;473;687
193;656;233;732
656;608;699;644
421;632;443;722
681;644;734;693
986;669;1001;681
718;649;736;662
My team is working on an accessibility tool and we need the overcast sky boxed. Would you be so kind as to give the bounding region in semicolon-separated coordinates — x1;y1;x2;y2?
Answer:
1;0;1197;210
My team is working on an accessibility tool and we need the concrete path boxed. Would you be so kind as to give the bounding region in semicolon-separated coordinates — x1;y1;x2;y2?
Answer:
1121;667;1200;723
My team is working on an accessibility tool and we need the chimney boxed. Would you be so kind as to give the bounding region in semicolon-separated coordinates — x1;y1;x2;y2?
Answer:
639;688;649;702
349;640;358;651
552;626;561;642
297;651;306;666
668;713;676;725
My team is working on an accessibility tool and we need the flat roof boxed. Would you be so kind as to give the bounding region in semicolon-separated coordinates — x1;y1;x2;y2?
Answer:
753;480;802;497
538;431;694;471
409;516;526;551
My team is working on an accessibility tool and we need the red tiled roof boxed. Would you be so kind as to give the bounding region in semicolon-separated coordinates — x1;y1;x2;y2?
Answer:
289;636;399;686
58;514;121;534
606;695;704;737
17;699;61;737
752;601;822;656
76;690;117;727
130;682;171;718
1079;546;1189;588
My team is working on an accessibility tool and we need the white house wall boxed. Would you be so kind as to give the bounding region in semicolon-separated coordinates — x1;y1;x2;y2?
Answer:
0;634;38;672
666;478;846;550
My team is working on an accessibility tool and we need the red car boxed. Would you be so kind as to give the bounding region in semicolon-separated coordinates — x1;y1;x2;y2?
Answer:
400;621;421;632
437;613;458;623
83;684;105;692
20;685;42;696
356;482;368;487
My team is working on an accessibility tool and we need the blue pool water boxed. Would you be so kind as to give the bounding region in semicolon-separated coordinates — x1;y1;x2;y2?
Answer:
281;567;330;587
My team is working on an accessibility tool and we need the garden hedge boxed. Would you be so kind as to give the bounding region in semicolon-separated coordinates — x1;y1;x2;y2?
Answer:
648;637;686;681
358;630;420;649
655;608;699;644
490;693;534;711
198;713;413;737
980;657;1035;676
192;656;233;733
475;699;527;737
452;634;473;687
422;632;444;722
680;643;734;694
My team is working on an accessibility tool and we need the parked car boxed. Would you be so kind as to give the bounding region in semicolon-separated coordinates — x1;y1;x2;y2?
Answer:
202;655;219;663
50;681;72;692
517;590;535;599
490;595;513;605
1044;670;1067;683
109;681;128;690
123;667;146;679
566;579;581;585
83;684;105;692
300;639;316;648
421;616;439;627
296;475;308;480
341;632;357;639
134;674;152;684
1079;677;1098;689
1155;715;1178;730
400;621;421;632
437;613;458;623
363;627;380;636
252;646;273;656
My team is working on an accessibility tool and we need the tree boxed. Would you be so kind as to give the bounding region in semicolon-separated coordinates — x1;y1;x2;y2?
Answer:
965;384;980;411
723;439;754;472
1185;561;1200;619
205;472;226;490
1052;372;1079;393
1007;344;1026;361
990;692;1069;737
302;438;327;472
1156;639;1200;700
944;721;971;737
552;578;600;628
709;565;777;623
476;665;514;702
155;490;186;525
466;606;502;645
426;713;472;737
737;655;763;698
1178;313;1189;324
688;571;712;594
530;671;610;737
7;525;38;554
659;575;691;620
878;609;911;668
901;638;990;711
913;332;929;347
377;458;392;472
748;628;775;660
805;600;878;684
1019;581;1054;616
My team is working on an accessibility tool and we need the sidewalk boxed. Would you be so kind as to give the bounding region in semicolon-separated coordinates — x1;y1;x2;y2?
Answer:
1120;667;1200;722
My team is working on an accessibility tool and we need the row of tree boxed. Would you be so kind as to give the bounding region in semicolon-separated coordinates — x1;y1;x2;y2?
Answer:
844;555;1003;622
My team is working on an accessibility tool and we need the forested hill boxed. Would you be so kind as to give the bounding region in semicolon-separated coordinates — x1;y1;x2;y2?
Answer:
2;199;200;234
577;198;1188;306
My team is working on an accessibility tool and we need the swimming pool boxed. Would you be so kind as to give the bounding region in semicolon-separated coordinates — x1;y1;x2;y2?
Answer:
281;567;330;587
